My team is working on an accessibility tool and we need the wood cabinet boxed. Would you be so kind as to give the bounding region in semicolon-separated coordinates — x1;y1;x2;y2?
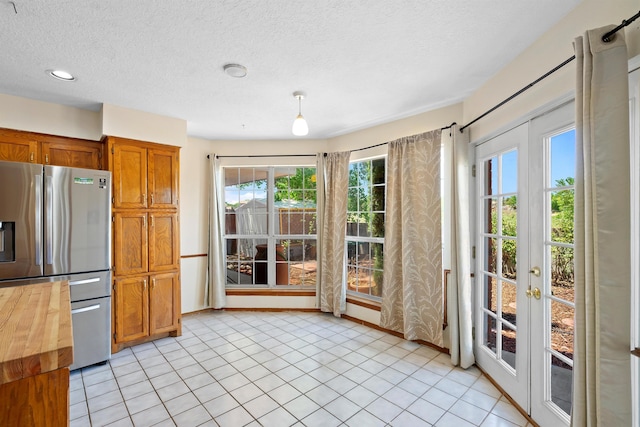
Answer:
0;135;38;163
149;272;181;335
149;212;180;272
113;212;149;276
112;142;178;209
0;127;104;169
42;139;102;169
113;272;180;343
107;136;181;353
113;211;179;276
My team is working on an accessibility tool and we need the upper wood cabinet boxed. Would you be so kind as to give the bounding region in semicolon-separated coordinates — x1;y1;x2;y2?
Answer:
113;144;148;209
108;137;179;210
0;128;104;169
0;136;38;163
42;140;103;169
148;149;179;209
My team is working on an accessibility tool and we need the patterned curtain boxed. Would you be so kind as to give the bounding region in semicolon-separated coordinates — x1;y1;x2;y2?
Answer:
317;152;350;317
380;130;443;346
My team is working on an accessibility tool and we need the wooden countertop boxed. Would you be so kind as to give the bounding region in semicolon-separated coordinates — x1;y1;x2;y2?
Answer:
0;281;73;385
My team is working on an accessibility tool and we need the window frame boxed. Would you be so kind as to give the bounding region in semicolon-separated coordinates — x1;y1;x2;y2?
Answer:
222;163;318;289
345;155;387;301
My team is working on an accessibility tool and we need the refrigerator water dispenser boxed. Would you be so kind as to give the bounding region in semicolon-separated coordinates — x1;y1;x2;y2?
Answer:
0;221;15;263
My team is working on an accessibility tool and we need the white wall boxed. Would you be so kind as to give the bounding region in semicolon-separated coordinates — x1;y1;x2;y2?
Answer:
464;0;640;142
178;137;329;313
0;93;102;140
101;104;187;147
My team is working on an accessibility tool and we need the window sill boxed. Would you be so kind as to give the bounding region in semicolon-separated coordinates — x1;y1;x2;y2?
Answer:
346;295;381;312
226;288;316;297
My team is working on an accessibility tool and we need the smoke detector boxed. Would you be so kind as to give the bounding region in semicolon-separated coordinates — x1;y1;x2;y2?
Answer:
223;64;247;78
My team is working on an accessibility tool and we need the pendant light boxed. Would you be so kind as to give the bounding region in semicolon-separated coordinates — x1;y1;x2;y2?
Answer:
292;91;309;136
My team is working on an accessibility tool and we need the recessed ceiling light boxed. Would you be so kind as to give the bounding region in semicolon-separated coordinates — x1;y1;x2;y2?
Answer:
223;64;247;78
47;69;76;81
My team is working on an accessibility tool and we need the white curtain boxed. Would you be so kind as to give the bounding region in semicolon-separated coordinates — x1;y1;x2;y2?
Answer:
444;125;475;368
380;130;443;346
572;26;631;426
206;154;227;309
317;152;350;317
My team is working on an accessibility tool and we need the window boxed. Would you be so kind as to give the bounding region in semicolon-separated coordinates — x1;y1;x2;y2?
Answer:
223;166;317;287
346;157;386;298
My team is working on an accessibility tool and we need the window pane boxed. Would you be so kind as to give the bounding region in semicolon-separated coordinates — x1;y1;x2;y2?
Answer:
550;129;576;187
483;313;497;354
502;238;517;280
550;190;574;243
223;166;317;288
485;157;498;196
502;281;517;326
485;237;497;274
502;196;517;237
371;213;385;238
501;150;517;194
346;158;386;299
371;185;385;211
551;354;573;415
551;246;574;303
483;275;497;315
551;301;574;361
485;198;497;234
502;324;517;370
371;158;385;185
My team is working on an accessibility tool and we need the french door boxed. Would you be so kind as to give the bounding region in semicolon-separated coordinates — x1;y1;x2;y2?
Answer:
475;101;575;425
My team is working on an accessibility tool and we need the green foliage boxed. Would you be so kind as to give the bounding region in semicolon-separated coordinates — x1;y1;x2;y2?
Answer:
494;177;574;284
550;177;574;283
274;168;317;203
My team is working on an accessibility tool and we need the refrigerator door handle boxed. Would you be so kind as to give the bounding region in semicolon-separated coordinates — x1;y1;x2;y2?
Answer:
45;175;53;265
34;176;42;266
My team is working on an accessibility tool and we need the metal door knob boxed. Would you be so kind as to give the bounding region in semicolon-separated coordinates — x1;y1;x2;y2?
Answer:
526;287;541;300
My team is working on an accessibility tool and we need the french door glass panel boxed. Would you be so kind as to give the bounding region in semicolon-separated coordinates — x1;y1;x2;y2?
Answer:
529;101;575;426
476;123;529;409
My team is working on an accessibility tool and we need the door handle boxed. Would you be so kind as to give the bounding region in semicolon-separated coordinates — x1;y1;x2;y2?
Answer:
34;176;42;266
72;304;101;315
529;266;541;277
526;287;541;300
45;175;53;265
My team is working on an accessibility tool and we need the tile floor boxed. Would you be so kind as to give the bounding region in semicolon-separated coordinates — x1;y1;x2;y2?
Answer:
69;311;533;427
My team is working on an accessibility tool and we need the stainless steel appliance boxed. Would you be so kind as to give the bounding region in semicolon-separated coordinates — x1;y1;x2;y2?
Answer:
0;160;112;370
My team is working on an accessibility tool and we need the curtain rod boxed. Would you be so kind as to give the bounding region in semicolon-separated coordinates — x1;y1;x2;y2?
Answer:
459;10;640;133
208;154;316;159
207;122;457;159
350;121;457;153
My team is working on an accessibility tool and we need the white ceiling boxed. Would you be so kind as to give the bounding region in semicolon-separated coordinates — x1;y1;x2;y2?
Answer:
0;1;582;140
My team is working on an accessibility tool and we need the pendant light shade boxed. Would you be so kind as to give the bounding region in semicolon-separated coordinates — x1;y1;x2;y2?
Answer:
292;91;309;136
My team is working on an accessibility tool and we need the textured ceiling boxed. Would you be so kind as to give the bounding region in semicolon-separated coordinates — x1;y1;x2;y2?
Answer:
0;1;581;140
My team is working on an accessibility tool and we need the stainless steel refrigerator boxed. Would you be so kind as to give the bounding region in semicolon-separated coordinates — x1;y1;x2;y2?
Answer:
0;160;112;370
